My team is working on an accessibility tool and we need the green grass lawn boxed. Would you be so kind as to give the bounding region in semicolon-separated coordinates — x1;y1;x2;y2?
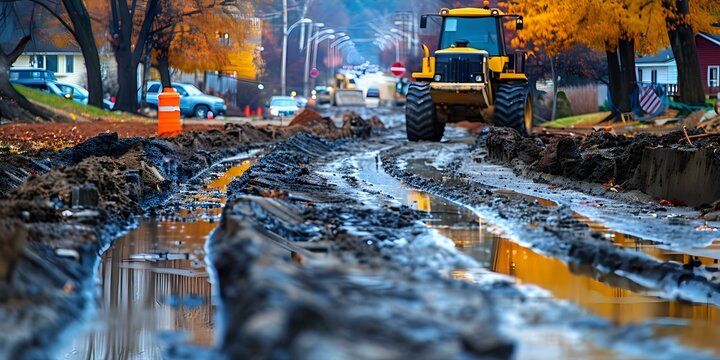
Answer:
13;85;132;120
540;111;611;129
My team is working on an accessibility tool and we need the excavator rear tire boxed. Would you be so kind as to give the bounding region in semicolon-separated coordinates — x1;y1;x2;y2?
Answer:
405;82;445;142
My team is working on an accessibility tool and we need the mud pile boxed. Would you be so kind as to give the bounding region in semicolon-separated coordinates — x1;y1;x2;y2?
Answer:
484;127;720;207
208;133;513;359
0;112;386;358
288;108;323;126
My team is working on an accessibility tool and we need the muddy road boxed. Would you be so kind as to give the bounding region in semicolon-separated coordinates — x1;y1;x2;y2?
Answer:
1;108;720;359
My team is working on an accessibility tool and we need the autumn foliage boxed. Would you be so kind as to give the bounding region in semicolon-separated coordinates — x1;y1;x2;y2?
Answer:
155;0;257;75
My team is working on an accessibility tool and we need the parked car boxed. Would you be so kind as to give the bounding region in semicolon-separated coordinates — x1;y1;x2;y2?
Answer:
294;96;308;108
366;87;380;98
366;87;380;108
13;78;72;99
9;67;58;85
140;81;227;118
264;96;300;119
55;82;88;105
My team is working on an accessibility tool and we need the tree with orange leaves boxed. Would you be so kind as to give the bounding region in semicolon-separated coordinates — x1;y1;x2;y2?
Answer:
508;0;720;115
150;0;255;89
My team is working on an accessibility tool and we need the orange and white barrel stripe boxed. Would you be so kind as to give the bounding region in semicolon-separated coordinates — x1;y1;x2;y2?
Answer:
158;87;182;137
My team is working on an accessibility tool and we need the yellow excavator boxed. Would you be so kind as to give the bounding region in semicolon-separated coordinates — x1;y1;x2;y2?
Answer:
406;4;532;141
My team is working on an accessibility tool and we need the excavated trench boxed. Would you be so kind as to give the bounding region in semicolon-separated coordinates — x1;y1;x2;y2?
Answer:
348;152;720;356
58;155;256;359
27;118;718;358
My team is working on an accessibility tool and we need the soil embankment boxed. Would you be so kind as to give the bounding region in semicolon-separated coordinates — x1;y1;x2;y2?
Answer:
484;127;720;210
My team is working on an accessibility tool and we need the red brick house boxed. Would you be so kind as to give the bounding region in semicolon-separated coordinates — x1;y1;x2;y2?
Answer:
697;33;720;97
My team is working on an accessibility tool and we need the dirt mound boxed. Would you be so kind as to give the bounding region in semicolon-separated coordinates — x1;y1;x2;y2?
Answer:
212;134;513;359
288;108;323;127
484;127;720;206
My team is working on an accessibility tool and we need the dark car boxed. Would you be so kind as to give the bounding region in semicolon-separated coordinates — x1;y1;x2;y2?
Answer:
366;87;380;98
9;67;58;85
14;79;72;99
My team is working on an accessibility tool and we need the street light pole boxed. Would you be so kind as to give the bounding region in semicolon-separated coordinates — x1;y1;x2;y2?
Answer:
303;24;325;96
281;15;312;96
281;0;288;96
330;36;351;80
312;34;334;89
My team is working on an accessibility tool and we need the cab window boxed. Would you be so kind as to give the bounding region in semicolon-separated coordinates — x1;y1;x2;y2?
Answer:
440;17;500;55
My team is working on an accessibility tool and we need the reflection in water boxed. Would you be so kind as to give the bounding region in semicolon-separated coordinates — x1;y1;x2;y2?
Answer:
207;160;252;192
408;191;720;356
450;226;720;356
580;215;720;268
60;160;253;359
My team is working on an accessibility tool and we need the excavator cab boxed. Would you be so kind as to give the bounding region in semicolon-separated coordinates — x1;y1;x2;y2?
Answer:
406;5;531;141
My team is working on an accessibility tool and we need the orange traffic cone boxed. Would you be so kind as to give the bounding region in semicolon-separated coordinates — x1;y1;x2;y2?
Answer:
245;105;251;117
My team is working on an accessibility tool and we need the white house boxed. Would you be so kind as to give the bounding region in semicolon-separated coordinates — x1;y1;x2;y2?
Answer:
635;48;677;86
12;40;85;86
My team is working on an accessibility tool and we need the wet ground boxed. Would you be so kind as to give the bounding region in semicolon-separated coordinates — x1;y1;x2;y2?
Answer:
348;152;720;356
4;108;720;359
59;156;256;359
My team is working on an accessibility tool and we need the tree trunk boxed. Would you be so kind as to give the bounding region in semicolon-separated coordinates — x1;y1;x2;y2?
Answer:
550;55;558;121
0;36;53;122
109;0;159;113
113;47;138;113
664;0;706;105
62;0;104;108
605;39;637;118
158;54;171;89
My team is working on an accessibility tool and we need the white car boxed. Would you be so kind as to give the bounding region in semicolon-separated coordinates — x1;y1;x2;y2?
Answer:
264;96;300;119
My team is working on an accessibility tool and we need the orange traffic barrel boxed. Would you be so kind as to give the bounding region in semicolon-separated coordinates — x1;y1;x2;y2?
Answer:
158;87;181;137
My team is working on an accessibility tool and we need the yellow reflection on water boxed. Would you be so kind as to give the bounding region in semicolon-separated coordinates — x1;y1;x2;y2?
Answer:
440;226;720;356
207;160;252;191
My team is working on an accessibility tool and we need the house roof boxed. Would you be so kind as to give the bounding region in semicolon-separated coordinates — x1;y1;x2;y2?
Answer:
22;39;80;53
636;48;674;64
698;33;720;47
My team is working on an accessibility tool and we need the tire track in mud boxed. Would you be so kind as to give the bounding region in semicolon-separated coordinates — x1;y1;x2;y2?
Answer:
381;141;720;307
205;132;713;359
0;115;374;358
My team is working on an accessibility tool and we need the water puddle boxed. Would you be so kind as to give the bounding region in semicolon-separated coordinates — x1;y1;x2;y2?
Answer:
354;153;720;356
59;158;254;359
406;156;720;273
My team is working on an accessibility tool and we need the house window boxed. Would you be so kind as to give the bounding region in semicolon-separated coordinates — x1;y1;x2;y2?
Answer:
32;54;59;73
45;55;58;73
709;66;719;88
637;69;643;83
65;55;74;73
651;70;658;84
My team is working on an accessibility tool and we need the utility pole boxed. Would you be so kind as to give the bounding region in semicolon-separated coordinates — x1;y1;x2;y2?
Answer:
281;0;288;96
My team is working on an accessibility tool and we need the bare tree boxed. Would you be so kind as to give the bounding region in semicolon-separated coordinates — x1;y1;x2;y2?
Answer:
0;3;55;121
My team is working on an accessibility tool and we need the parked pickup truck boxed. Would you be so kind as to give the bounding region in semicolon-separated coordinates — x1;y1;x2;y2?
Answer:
141;81;226;118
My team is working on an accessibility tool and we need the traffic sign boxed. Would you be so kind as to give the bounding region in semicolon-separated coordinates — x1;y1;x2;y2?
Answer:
390;62;405;77
310;67;320;78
